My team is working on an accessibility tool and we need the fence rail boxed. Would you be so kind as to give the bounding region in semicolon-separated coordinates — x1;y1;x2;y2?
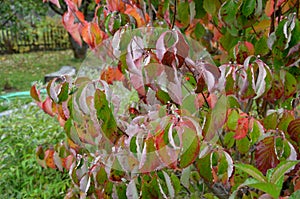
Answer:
0;26;71;54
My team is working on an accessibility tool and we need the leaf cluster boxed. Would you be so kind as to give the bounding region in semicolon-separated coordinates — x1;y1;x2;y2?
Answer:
32;0;300;198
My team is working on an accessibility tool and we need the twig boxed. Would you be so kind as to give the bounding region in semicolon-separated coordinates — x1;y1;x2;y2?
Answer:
251;25;259;38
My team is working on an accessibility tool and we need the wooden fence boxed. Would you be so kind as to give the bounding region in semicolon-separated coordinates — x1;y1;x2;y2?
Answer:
0;26;71;54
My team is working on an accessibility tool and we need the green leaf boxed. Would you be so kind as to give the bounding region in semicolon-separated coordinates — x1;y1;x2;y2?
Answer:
242;0;256;17
236;136;250;154
290;190;300;199
141;175;160;199
196;153;213;182
156;89;172;104
224;132;235;148
194;23;205;39
263;112;278;130
284;71;297;99
227;109;239;131
219;0;240;25
163;171;175;198
248;182;281;198
255;36;269;56
270;160;300;185
277;111;295;132
194;0;206;19
219;31;239;51
180;166;191;188
234;163;267;183
178;2;189;25
204;95;227;142
170;173;181;194
179;127;200;168
116;183;127;199
203;0;218;15
58;82;69;103
94;89;122;143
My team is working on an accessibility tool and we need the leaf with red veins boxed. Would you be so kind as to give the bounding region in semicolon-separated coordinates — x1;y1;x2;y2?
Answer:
62;9;82;47
264;74;284;103
287;119;300;145
255;136;280;175
234;117;249;140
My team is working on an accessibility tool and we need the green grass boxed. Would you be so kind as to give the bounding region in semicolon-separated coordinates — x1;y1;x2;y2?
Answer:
0;102;70;198
0;50;82;92
0;50;80;198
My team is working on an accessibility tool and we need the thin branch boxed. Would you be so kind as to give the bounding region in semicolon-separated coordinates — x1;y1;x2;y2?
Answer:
1;11;16;27
269;0;278;35
251;25;259;38
49;2;64;15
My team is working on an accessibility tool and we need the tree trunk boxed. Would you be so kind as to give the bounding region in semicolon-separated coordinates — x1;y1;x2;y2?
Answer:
68;34;88;59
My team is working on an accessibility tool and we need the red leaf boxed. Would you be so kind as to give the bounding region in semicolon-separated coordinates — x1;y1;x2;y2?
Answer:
75;11;85;23
30;85;41;102
100;67;124;84
255;136;280;174
45;149;56;169
124;5;149;27
155;130;178;169
265;0;275;17
65;0;79;11
62;9;82;47
287;119;300;145
62;155;74;170
234;117;249;140
42;97;56;117
81;22;104;49
107;0;126;12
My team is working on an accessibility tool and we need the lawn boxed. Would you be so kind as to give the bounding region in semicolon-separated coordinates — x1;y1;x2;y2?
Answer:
0;103;70;198
0;50;80;198
0;50;82;92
